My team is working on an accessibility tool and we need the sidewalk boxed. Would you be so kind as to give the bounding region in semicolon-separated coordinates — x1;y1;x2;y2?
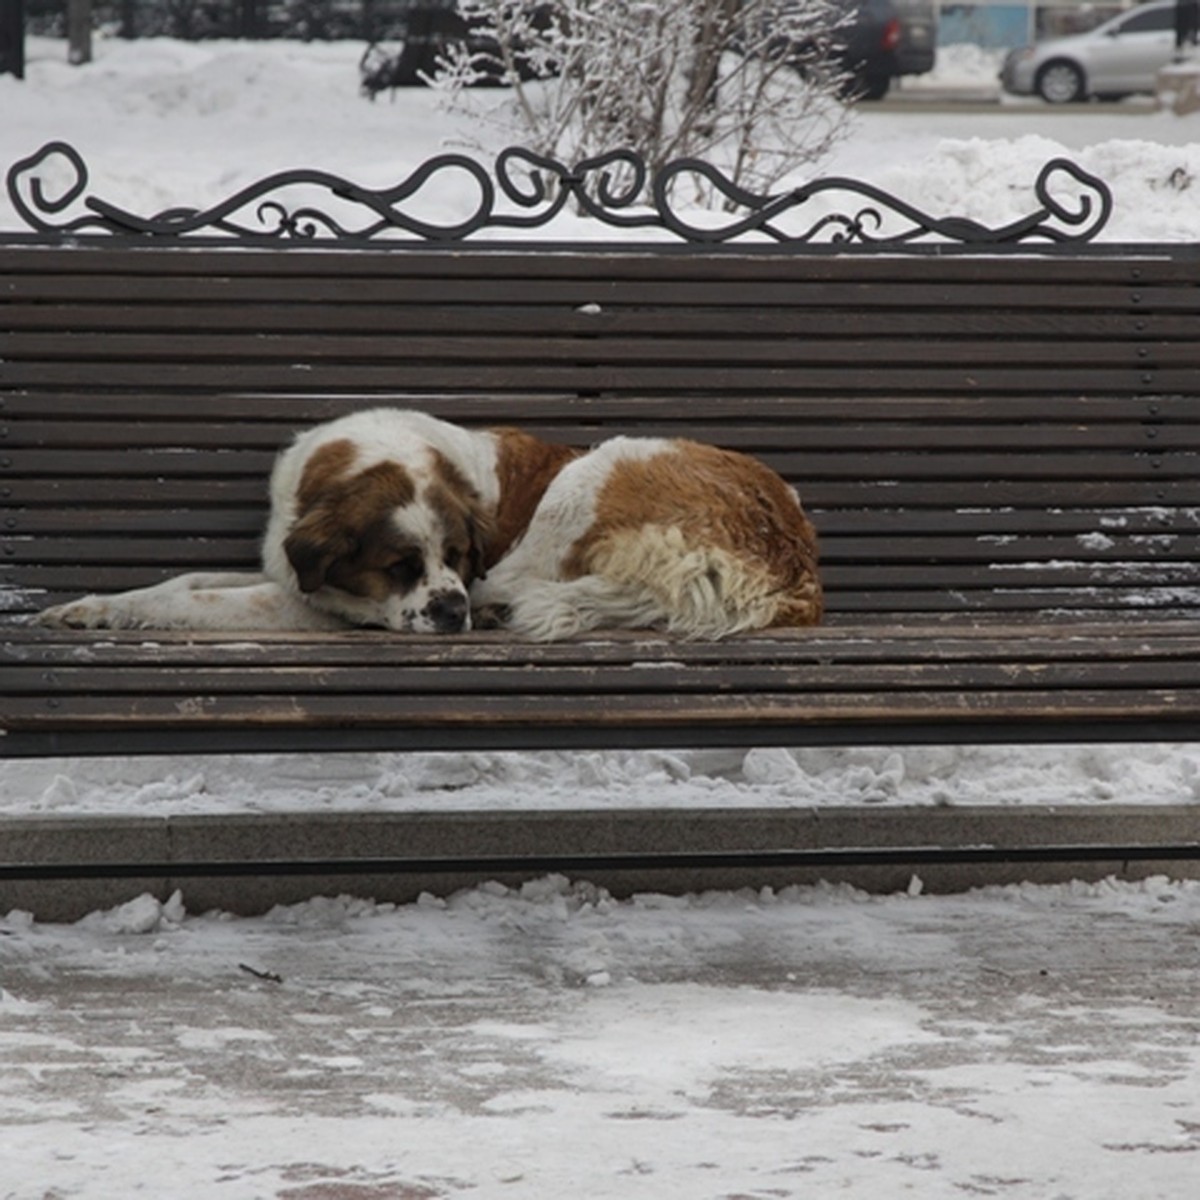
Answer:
2;874;1198;1198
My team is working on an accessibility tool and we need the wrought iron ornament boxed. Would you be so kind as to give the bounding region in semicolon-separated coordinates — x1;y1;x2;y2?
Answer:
6;140;1113;245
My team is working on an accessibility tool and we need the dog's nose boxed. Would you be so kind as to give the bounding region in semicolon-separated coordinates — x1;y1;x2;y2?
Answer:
425;590;469;634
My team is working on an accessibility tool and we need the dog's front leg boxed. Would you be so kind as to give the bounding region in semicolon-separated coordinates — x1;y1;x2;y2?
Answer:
36;573;344;632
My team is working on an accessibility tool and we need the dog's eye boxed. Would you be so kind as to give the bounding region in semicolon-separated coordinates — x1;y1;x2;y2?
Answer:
387;554;423;588
444;545;462;571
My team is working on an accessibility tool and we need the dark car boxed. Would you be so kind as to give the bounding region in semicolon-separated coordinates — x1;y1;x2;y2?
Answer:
837;0;937;100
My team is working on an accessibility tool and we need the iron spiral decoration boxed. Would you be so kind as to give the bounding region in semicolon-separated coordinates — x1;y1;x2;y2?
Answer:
6;141;1113;245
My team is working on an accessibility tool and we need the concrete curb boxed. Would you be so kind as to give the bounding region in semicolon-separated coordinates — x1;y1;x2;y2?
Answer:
4;805;1199;921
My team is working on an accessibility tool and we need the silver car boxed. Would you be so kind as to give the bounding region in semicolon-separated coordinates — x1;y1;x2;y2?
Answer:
1000;0;1178;103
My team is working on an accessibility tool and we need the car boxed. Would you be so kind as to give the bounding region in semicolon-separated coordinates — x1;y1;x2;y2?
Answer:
1000;0;1179;103
781;0;937;101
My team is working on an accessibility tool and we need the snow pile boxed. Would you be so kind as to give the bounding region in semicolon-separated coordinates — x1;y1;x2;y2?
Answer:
4;741;1200;816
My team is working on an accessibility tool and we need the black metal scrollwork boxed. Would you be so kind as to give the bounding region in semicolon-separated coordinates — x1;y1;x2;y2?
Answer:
6;140;1114;245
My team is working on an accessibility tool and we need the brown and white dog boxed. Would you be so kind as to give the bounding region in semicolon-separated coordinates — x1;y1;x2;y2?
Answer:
37;409;822;640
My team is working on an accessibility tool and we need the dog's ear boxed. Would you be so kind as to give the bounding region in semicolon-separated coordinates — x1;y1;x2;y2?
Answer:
466;504;496;583
284;518;355;593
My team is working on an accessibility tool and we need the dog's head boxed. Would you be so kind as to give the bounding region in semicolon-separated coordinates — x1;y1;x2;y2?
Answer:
283;439;491;634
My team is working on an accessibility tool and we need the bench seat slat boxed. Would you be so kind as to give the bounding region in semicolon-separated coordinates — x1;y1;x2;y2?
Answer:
5;687;1199;732
11;620;1200;663
6;246;1194;282
5;303;1195;342
8;271;1193;309
4;446;1191;480
4;363;1187;394
10;656;1200;696
5;332;1193;371
3;392;1187;422
12;419;1193;453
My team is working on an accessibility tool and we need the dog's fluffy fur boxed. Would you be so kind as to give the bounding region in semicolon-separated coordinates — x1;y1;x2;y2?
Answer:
38;409;822;640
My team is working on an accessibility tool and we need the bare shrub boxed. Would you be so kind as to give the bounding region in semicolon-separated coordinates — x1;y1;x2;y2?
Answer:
432;0;855;204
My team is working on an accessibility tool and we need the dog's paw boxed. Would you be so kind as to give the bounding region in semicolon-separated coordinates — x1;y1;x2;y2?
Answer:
37;596;132;630
471;602;512;631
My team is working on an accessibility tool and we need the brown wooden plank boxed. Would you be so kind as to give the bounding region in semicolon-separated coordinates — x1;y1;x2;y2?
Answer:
4;392;1189;423
6;302;1195;342
10;622;1200;667
6;361;1190;394
11;655;1200;697
818;509;1198;536
7;272;1194;312
7;509;266;535
6;331;1194;371
4;245;1188;280
4;245;1195;284
828;589;1200;612
6;687;1200;732
10;418;1195;453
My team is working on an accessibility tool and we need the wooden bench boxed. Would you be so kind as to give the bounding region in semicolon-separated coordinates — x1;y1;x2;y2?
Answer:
3;143;1200;912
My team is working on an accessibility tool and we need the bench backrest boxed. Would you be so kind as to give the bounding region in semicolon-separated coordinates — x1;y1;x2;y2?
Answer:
3;244;1199;621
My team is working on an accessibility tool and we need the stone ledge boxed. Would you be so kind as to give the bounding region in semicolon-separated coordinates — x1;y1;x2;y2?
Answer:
3;805;1198;920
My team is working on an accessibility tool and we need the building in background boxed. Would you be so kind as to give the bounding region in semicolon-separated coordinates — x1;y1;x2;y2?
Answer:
937;0;1134;48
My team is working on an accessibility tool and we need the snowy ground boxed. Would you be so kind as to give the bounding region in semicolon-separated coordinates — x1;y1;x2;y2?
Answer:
3;876;1200;1199
3;36;1200;1199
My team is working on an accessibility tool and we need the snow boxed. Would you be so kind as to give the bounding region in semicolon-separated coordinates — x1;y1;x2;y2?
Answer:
2;35;1200;1198
3;876;1200;1196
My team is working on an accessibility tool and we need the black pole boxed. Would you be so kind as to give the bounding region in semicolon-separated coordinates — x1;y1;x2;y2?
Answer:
0;0;25;80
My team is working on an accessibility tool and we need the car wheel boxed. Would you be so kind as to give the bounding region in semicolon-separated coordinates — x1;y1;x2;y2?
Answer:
842;69;890;101
860;71;890;101
1035;60;1085;104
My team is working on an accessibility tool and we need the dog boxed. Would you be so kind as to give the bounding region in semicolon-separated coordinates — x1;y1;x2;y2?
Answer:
37;408;822;640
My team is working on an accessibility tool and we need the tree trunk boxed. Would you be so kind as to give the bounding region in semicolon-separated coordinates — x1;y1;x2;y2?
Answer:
67;0;92;66
0;0;26;80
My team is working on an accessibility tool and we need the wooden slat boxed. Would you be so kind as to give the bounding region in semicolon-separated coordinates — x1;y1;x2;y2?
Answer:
5;270;1185;307
10;653;1200;696
5;245;1190;280
4;362;1188;393
4;445;1190;480
10;619;1200;664
6;303;1194;341
10;418;1195;452
6;687;1200;732
3;391;1186;422
6;331;1195;370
